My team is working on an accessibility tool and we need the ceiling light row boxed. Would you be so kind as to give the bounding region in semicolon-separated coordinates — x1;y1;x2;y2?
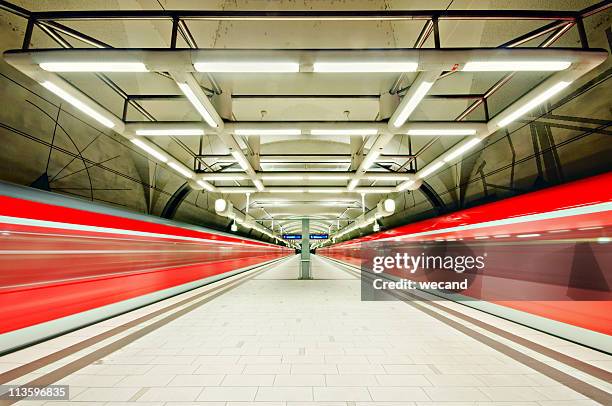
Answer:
39;60;572;73
409;79;573;182
130;138;215;191
131;128;480;137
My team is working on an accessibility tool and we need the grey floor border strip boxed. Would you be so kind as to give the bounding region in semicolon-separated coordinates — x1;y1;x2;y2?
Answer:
0;256;292;386
319;255;612;405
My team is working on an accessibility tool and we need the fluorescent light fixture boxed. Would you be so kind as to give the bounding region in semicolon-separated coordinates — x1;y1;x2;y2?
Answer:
347;179;359;191
397;179;415;192
197;180;215;192
313;62;418;72
261;175;305;180
310;129;378;136
307;174;350;180
307;188;344;193
407;129;477;136
267;188;305;193
177;82;219;128
366;174;408;181
548;229;569;233
168;162;193;178
135;129;204;136
235;129;301;136
391;81;433;128
418;161;444;179
498;81;570;127
463;61;571;72
204;174;248;181
253;179;265;191
517;233;541;238
231;151;251;170
194;62;299;72
474;236;489;240
493;234;511;238
41;81;115;128
443;138;482;163
130;139;168;162
361;152;380;170
597;237;611;243
40;62;148;72
578;226;603;231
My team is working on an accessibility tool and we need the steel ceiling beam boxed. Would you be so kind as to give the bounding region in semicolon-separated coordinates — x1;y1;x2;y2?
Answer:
23;9;587;21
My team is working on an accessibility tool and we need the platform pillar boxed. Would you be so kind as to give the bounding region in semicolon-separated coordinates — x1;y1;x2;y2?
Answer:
300;218;311;279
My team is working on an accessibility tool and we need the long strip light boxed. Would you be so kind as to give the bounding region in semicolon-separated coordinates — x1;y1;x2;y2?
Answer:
261;175;304;180
266;188;305;193
407;129;476;136
397;179;415;192
168;162;193;179
41;81;115;128
366;174;411;181
443;138;482;163
307;188;345;193
130;139;168;162
391;81;433;128
498;81;570;127
308;174;350;180
235;129;301;136
361;151;381;170
231;151;251;171
463;61;571;72
310;129;378;136
204;174;249;181
418;161;444;179
194;62;300;73
347;179;359;191
136;129;204;136
40;62;148;72
176;82;219;128
260;173;351;181
253;179;265;191
313;62;418;72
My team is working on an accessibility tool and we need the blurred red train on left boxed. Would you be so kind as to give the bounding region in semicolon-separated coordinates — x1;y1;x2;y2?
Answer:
0;182;291;352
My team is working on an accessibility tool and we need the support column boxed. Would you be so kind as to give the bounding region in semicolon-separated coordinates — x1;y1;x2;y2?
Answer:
300;218;311;280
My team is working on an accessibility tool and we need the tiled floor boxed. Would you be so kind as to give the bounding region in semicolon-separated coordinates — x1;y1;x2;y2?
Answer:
2;255;611;405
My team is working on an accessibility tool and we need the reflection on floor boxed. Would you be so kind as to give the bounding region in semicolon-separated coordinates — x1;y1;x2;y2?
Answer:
1;255;610;405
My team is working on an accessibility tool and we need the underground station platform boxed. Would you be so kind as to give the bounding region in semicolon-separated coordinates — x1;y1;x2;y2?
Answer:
0;1;610;405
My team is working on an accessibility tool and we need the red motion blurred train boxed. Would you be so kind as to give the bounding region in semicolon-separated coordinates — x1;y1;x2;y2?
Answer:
319;172;611;351
0;173;609;353
0;183;291;352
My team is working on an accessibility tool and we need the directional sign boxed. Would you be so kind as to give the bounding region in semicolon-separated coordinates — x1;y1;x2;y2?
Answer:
282;234;302;240
309;233;329;240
